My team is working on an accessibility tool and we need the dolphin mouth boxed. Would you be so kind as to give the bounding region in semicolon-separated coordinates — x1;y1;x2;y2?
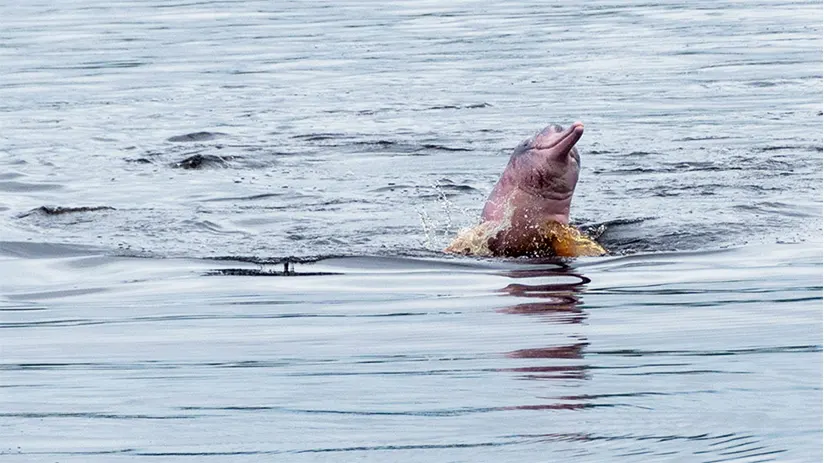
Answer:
533;121;584;155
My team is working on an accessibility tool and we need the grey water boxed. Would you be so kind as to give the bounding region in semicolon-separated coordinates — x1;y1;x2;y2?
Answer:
0;1;821;461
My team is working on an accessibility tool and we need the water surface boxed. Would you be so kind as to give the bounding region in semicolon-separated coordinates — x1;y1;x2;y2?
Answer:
1;0;822;461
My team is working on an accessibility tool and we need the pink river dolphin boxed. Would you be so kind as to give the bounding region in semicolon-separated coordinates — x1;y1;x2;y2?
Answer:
447;121;603;257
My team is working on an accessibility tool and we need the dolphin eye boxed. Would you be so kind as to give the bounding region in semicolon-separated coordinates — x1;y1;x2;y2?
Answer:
551;124;564;132
571;148;581;165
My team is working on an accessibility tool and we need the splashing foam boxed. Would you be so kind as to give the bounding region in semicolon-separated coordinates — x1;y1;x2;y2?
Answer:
419;183;479;251
444;197;606;258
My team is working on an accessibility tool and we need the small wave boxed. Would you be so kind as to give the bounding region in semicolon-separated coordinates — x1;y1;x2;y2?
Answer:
353;140;471;153
420;102;491;111
200;193;284;202
170;154;238;169
758;144;823;152
291;133;351;141
0;241;103;258
17;205;115;218
207;267;339;277
291;133;471;154
591;167;659;175
124;157;153;164
674;136;733;142
733;201;818;218
0;411;192;420
167;131;227;143
0;180;63;192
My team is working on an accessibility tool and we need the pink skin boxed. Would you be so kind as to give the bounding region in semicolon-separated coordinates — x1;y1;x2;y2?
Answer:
479;122;584;255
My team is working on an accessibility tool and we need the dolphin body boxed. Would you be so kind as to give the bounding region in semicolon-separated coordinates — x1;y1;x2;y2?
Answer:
447;122;603;257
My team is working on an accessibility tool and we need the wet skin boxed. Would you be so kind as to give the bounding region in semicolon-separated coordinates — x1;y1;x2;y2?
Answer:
481;122;585;257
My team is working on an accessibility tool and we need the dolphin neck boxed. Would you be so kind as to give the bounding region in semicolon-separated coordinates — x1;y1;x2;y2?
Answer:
481;185;572;225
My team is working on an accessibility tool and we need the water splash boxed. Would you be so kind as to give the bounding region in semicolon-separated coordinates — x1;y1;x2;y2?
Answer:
418;183;480;251
444;197;606;257
417;208;436;250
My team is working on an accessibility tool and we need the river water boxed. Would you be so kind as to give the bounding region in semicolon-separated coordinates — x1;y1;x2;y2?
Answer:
1;1;822;461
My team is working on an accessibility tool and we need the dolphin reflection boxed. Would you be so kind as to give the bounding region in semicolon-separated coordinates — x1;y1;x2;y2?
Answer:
499;266;593;408
499;267;588;324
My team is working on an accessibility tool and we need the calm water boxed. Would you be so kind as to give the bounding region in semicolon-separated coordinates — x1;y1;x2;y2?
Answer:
1;0;822;461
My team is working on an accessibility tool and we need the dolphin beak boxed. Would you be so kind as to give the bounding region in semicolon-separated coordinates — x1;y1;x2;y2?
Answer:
535;121;584;160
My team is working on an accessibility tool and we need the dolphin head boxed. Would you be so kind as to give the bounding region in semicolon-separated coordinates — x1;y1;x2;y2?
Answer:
449;121;597;258
481;121;584;227
508;121;583;203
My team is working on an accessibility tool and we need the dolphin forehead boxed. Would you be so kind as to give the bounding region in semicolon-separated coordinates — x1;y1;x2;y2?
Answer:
539;123;565;135
512;124;562;155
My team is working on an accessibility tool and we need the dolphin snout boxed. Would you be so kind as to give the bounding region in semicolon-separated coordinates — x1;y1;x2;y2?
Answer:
571;121;584;135
534;121;584;153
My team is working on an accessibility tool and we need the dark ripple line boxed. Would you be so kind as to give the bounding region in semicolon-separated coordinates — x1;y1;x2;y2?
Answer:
512;431;720;443
554;391;676;401
706;434;758;448
0;311;429;329
703;449;787;463
212;406;500;417
126;440;515;457
717;442;765;454
15;448;136;456
616;449;654;457
593;286;823;295
133;451;269;456
0;306;47;312
0;355;486;371
290;441;517;454
286;367;502;378
0;412;195;420
618;369;747;376
508;432;787;461
592;345;821;357
179;402;619;418
199;193;284;202
602;296;824;308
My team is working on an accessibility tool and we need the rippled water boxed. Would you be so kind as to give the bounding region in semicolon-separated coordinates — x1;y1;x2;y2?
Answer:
1;0;822;461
